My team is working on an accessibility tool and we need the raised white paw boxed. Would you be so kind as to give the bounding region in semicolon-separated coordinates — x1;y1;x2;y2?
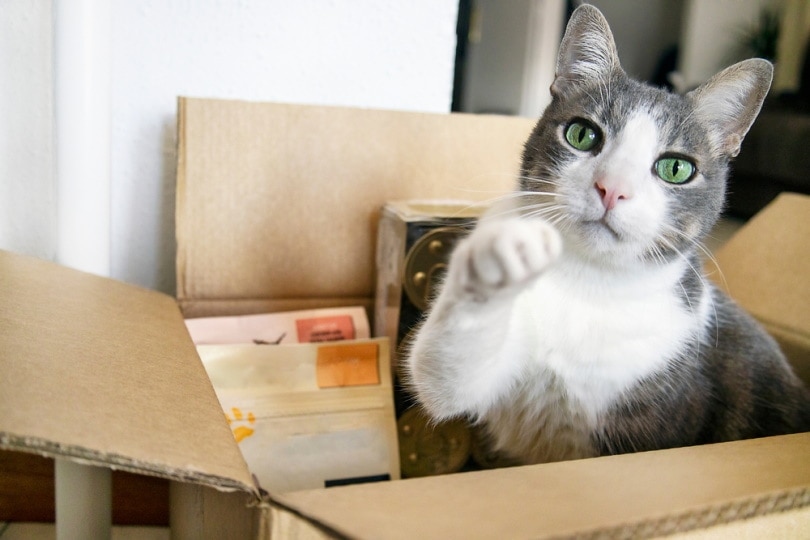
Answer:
448;218;562;301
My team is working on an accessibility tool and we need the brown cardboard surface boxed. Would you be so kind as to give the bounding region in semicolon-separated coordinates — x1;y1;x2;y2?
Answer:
712;193;810;382
274;433;810;539
170;482;265;539
175;98;534;318
0;250;254;493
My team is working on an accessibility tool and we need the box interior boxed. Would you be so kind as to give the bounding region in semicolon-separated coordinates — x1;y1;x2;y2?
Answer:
2;100;809;538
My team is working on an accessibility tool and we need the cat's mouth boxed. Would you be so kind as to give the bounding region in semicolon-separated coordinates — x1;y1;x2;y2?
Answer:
583;217;622;241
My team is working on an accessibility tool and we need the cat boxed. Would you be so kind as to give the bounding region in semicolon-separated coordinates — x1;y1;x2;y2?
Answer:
405;4;810;465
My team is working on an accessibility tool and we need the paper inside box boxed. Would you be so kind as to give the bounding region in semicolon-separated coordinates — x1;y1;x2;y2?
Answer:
198;339;400;494
184;306;370;345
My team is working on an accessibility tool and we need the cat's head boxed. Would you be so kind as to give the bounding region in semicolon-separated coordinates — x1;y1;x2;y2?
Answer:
519;4;772;267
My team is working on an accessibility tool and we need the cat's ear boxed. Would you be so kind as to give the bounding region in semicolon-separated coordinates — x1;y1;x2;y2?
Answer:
688;59;773;157
551;5;621;97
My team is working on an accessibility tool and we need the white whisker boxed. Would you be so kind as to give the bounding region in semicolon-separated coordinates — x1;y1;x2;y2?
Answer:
657;232;720;348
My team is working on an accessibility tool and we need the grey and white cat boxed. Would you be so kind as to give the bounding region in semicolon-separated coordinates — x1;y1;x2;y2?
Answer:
405;4;810;465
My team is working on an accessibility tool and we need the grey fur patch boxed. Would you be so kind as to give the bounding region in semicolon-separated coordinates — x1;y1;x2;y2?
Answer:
595;291;810;455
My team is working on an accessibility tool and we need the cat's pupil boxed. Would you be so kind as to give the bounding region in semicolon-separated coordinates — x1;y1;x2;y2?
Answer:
655;157;695;184
565;122;598;151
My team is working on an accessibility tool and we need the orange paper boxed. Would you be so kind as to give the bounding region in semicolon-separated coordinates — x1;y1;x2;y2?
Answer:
297;315;355;342
316;343;380;388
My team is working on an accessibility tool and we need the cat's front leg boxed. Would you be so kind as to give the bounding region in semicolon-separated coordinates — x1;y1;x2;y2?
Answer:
406;217;562;419
445;217;562;303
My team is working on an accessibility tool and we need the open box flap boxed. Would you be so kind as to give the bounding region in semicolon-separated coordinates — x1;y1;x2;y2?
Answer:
0;250;255;494
175;98;535;318
272;433;810;539
712;193;810;382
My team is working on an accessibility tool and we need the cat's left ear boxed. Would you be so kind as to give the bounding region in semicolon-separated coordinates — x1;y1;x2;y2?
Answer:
688;59;773;157
551;5;621;98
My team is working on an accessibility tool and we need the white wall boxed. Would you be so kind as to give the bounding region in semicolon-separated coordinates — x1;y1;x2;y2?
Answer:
0;1;55;261
1;0;459;293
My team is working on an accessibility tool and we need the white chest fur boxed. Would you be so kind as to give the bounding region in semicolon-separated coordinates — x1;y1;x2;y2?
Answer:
507;257;707;425
480;257;709;462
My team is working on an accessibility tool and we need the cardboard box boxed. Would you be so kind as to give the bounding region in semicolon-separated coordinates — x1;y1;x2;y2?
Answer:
710;193;810;385
2;100;809;539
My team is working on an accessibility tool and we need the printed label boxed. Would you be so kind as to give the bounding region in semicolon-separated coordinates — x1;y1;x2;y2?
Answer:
297;315;356;342
316;342;380;388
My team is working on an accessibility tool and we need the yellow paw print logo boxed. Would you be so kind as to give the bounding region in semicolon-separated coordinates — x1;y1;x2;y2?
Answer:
225;407;256;443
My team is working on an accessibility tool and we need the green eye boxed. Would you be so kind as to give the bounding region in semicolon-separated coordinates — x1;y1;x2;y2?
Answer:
565;121;600;151
655;157;695;184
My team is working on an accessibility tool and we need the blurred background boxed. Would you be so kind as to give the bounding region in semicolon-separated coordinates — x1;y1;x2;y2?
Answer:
1;0;808;296
455;0;809;116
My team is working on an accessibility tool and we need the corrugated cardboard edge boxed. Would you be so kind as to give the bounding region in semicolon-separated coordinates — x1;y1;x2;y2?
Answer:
267;485;810;540
670;505;810;539
176;95;188;303
0;434;252;494
269;434;810;539
557;488;810;539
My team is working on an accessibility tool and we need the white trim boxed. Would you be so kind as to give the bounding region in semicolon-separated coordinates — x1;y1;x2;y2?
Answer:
519;0;565;118
55;459;112;540
54;0;111;277
53;2;113;537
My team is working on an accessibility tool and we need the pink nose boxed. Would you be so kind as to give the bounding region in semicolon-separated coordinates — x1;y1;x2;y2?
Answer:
595;179;630;211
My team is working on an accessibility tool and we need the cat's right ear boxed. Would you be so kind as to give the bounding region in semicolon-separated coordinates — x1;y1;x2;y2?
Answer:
687;59;773;158
551;5;621;98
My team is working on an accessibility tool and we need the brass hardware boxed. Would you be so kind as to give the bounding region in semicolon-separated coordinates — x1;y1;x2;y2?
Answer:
403;227;466;311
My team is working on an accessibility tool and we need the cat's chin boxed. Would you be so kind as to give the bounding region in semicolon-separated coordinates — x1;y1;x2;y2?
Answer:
565;221;648;267
573;218;627;250
583;218;621;240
